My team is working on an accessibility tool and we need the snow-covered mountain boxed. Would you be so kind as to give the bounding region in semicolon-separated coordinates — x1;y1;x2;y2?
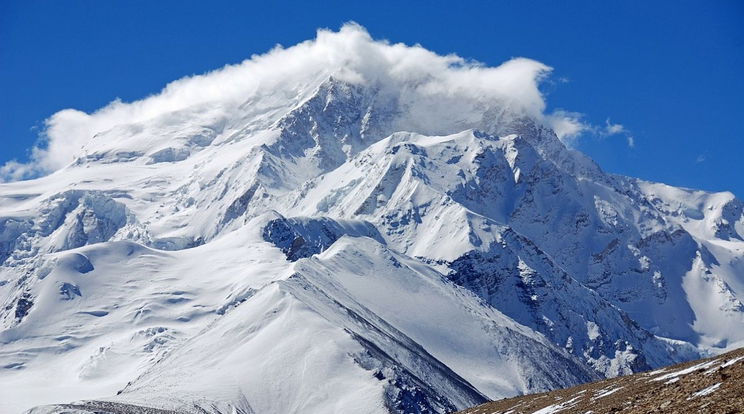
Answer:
2;24;743;414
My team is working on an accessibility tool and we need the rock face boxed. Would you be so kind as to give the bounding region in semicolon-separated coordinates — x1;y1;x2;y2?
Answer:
1;26;743;414
457;346;744;414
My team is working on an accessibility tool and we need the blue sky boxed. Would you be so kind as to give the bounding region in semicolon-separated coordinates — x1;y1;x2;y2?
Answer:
1;1;742;195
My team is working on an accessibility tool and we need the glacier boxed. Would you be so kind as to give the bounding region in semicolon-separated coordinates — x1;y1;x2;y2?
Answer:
1;24;743;414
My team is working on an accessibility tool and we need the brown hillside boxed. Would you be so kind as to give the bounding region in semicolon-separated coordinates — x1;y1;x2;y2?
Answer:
457;347;744;414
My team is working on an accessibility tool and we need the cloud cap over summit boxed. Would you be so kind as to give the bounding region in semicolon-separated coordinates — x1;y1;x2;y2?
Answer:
5;23;583;180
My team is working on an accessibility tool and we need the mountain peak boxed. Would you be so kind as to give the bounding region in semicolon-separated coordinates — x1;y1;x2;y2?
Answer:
3;24;566;180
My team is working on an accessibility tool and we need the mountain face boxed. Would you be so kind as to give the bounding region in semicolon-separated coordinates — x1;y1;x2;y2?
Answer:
2;26;744;414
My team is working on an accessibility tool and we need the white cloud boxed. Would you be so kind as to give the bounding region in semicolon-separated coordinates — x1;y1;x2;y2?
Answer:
600;119;635;148
1;22;607;180
546;110;591;146
543;116;636;149
604;119;626;135
0;160;35;182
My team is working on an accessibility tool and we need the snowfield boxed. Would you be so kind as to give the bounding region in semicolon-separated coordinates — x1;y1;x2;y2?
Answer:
1;24;743;413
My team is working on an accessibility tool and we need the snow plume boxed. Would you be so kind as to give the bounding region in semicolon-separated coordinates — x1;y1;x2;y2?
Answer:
2;22;582;180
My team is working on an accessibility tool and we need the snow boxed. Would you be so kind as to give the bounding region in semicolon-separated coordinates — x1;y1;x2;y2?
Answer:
688;383;722;399
531;395;582;414
296;237;594;399
721;355;744;368
651;360;719;382
592;386;622;399
586;321;600;341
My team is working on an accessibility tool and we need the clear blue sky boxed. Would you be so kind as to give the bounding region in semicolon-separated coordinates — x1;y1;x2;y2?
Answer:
1;1;742;195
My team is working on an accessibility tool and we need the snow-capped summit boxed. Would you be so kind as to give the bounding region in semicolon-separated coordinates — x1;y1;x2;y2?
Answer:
1;24;743;414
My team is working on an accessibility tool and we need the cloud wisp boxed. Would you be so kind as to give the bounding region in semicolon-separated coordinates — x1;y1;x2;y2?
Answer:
1;23;618;181
601;118;635;148
547;114;636;149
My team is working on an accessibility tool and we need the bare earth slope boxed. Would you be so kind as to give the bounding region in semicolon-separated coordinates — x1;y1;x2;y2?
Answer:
457;347;744;414
3;25;744;414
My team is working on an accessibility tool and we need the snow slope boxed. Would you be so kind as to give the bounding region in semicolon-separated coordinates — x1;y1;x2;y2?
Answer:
1;24;743;413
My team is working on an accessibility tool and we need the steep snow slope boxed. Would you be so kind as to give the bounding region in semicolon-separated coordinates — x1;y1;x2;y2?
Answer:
0;217;592;413
1;25;743;414
283;129;700;374
0;224;287;411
